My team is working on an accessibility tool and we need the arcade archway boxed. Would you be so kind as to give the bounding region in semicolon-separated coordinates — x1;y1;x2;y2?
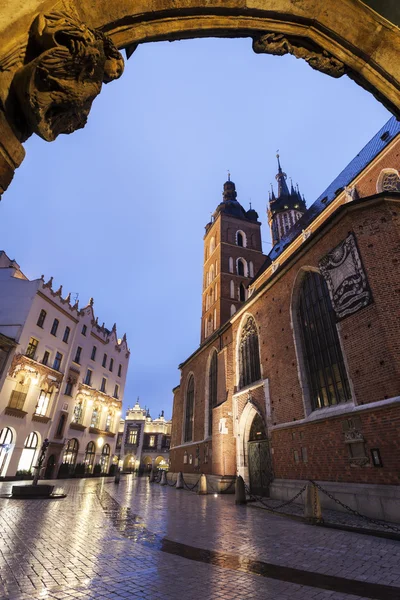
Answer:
0;1;399;198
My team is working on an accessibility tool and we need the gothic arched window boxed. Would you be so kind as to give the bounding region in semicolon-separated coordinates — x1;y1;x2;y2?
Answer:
239;316;261;389
239;283;246;302
376;168;400;193
229;257;234;273
184;376;195;442
298;271;351;410
208;351;218;436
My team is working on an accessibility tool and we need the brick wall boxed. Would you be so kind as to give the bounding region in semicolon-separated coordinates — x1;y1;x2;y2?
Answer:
271;404;400;484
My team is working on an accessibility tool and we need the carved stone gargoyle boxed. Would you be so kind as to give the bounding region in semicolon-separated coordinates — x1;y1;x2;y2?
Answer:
11;11;124;141
253;33;346;79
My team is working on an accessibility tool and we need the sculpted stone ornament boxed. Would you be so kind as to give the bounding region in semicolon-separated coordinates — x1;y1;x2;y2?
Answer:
253;33;345;79
12;11;124;141
319;233;372;320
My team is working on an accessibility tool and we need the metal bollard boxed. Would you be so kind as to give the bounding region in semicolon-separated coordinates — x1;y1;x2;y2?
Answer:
114;468;121;485
149;468;155;483
176;472;184;489
235;475;247;505
304;482;322;523
198;473;207;495
160;471;167;486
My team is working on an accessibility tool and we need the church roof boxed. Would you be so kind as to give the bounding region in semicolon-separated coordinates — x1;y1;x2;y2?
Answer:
269;115;400;262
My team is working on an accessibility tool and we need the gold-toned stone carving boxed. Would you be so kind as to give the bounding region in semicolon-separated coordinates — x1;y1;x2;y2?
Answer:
11;11;124;141
253;33;345;79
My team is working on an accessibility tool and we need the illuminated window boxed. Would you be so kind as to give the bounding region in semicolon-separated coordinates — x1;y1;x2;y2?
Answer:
84;441;95;472
35;389;51;416
149;435;156;447
72;401;84;424
26;337;38;360
90;407;100;428
128;429;137;444
17;432;39;473
63;438;78;465
105;413;113;432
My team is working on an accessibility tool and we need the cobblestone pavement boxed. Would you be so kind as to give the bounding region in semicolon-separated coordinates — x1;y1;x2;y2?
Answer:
0;477;399;600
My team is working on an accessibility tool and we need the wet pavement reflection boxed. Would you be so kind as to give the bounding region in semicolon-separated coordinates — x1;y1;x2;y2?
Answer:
0;476;399;600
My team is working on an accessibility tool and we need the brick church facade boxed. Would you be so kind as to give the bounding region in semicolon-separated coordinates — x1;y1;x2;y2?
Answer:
169;116;400;520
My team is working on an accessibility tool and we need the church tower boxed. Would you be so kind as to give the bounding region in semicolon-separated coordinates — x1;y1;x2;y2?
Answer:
201;175;266;343
268;154;306;246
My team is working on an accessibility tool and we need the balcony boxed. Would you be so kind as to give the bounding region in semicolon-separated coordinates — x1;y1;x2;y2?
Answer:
32;414;51;424
69;422;86;432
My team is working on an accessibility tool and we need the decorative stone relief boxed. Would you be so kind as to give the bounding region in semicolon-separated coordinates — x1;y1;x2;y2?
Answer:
11;11;124;141
344;185;359;203
253;33;345;79
319;233;372;319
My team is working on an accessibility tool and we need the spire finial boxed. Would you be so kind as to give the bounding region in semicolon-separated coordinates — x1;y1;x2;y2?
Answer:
227;170;230;182
276;150;282;172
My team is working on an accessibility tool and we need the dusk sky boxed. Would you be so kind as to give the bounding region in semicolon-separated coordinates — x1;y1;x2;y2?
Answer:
0;38;390;420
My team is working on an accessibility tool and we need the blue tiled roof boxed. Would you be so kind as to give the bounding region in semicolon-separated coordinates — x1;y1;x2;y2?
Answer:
269;116;400;262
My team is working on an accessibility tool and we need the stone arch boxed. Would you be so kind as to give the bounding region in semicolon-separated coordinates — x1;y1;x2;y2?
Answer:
0;1;399;198
123;454;135;471
236;400;266;482
154;455;168;469
142;455;153;471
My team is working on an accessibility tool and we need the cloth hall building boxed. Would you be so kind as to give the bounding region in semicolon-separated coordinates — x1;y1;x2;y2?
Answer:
169;116;400;522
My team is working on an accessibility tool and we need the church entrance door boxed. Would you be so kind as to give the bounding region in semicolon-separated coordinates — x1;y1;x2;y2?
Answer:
247;413;272;497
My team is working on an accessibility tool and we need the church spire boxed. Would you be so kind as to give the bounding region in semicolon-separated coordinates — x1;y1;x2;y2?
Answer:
267;154;307;247
275;153;290;198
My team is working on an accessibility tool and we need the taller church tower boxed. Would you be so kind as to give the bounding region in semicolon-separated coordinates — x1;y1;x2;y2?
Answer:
201;175;266;343
268;155;306;246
